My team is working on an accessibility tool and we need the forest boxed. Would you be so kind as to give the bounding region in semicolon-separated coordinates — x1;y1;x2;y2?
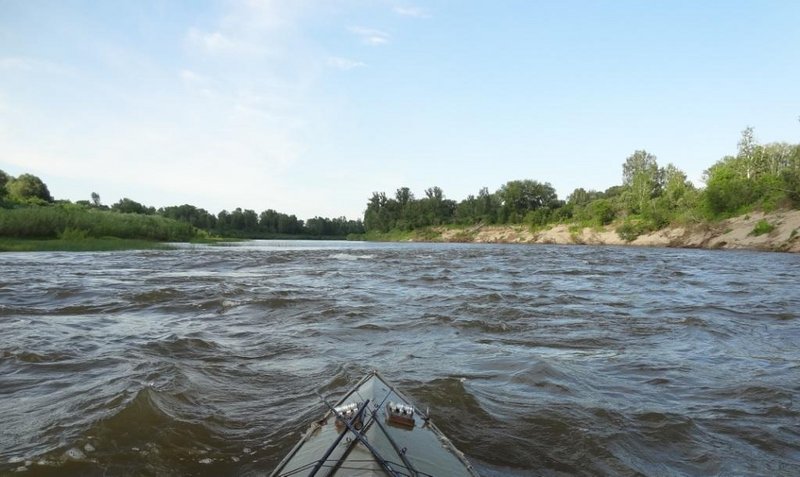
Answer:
363;127;800;240
2;127;799;245
0;173;364;241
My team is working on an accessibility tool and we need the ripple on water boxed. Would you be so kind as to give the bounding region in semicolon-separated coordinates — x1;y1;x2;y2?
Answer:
1;242;800;476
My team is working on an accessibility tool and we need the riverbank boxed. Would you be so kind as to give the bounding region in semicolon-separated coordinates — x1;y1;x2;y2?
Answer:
395;209;800;253
0;237;172;252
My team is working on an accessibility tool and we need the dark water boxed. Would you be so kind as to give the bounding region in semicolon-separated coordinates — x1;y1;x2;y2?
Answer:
1;241;799;476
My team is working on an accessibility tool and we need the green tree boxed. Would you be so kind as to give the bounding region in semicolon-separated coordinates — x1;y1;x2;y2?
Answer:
622;150;662;214
0;170;10;201
660;163;695;210
498;180;558;223
424;186;443;201
259;209;280;233
217;210;231;229
475;187;500;223
577;199;616;226
567;188;601;206
395;187;414;206
702;160;756;215
229;208;246;230
394;187;415;230
780;143;800;206
736;126;762;180
364;192;392;232
6;173;53;203
277;214;302;234
112;198;153;214
242;209;258;231
160;204;216;229
455;187;500;225
419;186;455;226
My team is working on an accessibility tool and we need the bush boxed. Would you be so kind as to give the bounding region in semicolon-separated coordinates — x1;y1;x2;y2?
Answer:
702;164;762;217
750;219;776;236
588;199;616;226
524;208;552;227
59;227;90;240
780;170;800;207
615;218;659;242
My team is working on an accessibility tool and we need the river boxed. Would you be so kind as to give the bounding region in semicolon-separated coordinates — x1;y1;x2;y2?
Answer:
1;241;798;476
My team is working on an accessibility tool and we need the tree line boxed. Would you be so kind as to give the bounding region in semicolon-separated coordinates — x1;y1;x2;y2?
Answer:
363;126;800;239
3;125;798;242
0;172;364;239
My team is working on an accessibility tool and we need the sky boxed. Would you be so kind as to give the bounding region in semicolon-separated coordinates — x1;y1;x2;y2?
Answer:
1;0;799;220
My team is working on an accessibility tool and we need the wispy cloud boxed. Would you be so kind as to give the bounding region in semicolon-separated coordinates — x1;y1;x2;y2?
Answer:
0;57;70;75
393;6;430;19
0;0;413;219
185;28;259;56
349;27;390;46
179;69;203;83
326;56;366;70
186;1;310;59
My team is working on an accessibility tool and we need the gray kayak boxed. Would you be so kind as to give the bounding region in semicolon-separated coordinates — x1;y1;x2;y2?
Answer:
270;370;480;476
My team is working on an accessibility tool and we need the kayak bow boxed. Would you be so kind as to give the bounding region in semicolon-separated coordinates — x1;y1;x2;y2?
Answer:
270;370;480;476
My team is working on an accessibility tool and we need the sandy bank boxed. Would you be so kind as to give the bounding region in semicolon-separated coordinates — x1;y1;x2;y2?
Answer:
433;210;800;253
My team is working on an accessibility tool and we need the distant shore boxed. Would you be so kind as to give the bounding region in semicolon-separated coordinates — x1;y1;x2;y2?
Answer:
374;209;800;253
5;210;798;253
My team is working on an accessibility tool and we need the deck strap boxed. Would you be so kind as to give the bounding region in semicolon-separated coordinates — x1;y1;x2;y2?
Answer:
317;396;401;477
307;399;371;477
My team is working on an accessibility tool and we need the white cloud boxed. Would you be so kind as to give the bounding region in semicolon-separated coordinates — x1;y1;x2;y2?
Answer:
1;0;321;215
185;1;313;59
179;69;203;83
0;57;69;75
0;96;306;212
326;56;366;70
227;0;305;30
393;6;430;18
0;0;404;219
0;57;36;71
185;28;258;56
349;27;390;46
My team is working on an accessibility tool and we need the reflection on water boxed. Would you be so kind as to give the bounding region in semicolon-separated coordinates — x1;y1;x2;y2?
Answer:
1;242;799;476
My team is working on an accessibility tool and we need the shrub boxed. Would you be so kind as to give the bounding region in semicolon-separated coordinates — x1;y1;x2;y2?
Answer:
59;227;90;240
615;218;657;242
524;208;552;227
588;199;616;226
750;219;776;236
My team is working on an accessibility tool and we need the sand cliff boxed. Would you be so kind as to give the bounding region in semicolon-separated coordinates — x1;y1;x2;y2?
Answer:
433;210;800;253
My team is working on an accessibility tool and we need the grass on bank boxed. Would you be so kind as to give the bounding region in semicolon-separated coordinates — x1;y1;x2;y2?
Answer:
0;237;171;252
0;204;196;241
0;204;201;252
360;228;443;242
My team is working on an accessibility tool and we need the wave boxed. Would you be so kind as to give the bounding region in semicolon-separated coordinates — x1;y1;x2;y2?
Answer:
141;335;221;360
14;386;242;475
327;253;375;261
1;349;75;364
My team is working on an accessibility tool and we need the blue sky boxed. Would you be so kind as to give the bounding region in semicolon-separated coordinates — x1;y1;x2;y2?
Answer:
1;1;798;220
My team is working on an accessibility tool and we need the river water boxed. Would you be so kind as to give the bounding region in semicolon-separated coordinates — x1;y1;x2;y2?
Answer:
0;241;798;476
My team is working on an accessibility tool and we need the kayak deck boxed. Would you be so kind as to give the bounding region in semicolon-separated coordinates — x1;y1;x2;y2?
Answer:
270;370;479;476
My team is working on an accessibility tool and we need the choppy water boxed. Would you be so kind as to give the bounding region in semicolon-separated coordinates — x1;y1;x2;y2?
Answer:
1;241;799;476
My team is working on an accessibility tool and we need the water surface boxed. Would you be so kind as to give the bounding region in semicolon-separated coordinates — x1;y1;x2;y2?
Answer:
1;241;798;476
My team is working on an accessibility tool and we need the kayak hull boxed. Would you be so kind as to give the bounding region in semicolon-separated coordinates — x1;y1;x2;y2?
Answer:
270;370;479;476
